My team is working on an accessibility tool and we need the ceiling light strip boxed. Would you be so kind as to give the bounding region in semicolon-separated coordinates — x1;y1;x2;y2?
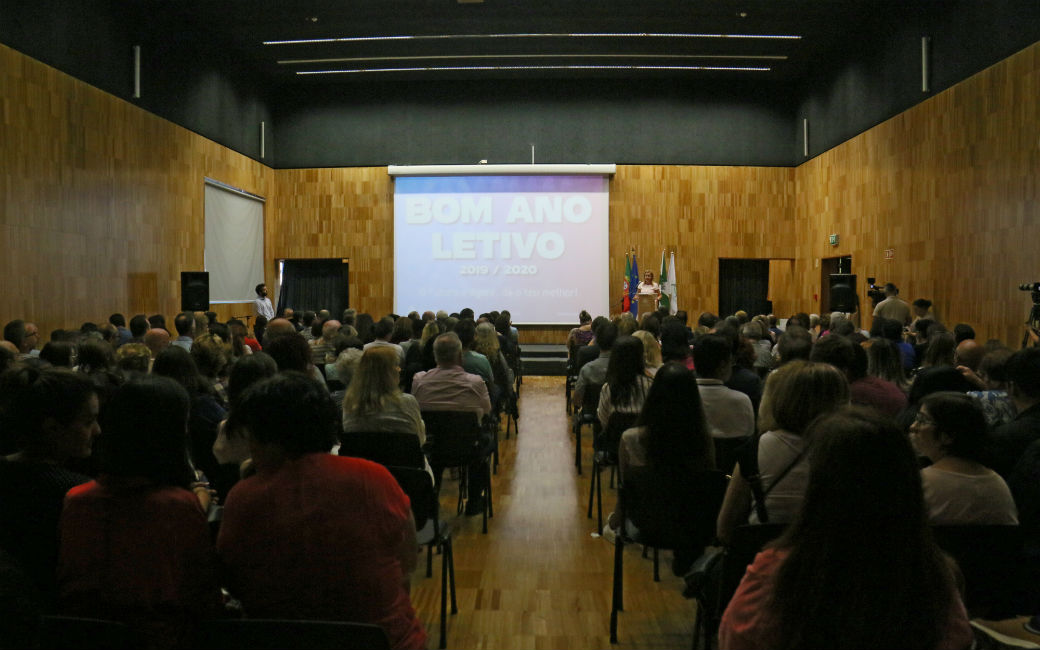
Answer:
297;64;772;75
279;53;789;65
265;32;802;46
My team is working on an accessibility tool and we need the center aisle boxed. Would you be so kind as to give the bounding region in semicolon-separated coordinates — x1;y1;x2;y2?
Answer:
409;376;701;649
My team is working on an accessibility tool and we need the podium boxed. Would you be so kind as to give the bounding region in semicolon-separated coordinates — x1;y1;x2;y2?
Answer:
637;294;658;315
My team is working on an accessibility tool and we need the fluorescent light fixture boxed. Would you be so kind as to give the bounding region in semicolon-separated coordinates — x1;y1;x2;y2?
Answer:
279;53;788;65
297;64;771;75
264;32;802;46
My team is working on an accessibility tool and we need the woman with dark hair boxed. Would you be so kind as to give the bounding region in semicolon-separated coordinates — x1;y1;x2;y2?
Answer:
191;332;231;408
0;368;98;605
39;341;76;368
355;313;375;345
911;392;1018;525
152;347;230;500
660;320;694;369
219;373;426;650
58;376;221;648
603;363;715;541
922;331;957;369
719;407;972;650
212;352;279;476
567;310;595;358
717;361;849;544
597;336;653;428
76;339;124;404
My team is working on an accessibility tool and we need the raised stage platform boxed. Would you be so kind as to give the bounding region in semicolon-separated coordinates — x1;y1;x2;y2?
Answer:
519;344;568;377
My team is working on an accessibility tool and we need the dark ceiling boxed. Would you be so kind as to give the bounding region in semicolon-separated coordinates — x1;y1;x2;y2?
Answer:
145;0;918;85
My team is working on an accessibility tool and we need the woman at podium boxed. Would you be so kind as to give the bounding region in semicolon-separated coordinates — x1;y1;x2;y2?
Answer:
637;271;661;311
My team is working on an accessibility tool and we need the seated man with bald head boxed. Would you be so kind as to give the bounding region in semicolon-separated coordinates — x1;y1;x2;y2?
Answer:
143;328;170;361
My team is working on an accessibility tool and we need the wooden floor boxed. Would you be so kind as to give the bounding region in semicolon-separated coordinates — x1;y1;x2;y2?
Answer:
409;376;701;649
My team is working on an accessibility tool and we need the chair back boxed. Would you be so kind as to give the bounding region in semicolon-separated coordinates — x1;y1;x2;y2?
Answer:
931;524;1024;618
39;615;131;650
718;523;787;614
621;468;728;551
338;431;425;469
580;383;603;416
594;411;639;459
385;465;438;532
421;410;483;468
195;619;390;650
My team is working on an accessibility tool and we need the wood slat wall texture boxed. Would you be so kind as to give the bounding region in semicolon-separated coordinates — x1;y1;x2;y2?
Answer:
794;41;1040;346
2;40;1038;346
0;44;273;341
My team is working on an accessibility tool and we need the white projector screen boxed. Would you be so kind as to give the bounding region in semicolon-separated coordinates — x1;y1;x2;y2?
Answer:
393;174;609;325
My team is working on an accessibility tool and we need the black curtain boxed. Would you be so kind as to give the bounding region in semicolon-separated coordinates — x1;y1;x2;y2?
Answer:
718;259;770;318
276;259;349;318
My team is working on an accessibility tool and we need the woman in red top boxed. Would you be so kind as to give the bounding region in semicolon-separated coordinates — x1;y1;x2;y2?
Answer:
218;372;426;650
718;407;972;650
58;376;222;650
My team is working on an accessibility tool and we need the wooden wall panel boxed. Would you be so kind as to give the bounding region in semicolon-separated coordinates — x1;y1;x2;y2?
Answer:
266;168;394;320
0;43;273;342
793;40;1040;346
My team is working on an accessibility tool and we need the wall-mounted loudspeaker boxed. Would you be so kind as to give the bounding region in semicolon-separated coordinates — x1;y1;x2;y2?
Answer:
828;274;857;313
181;272;209;312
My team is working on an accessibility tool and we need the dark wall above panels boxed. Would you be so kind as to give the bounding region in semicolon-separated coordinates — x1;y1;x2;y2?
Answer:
269;79;798;168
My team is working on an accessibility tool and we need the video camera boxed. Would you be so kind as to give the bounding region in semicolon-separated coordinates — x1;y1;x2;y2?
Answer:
866;277;886;307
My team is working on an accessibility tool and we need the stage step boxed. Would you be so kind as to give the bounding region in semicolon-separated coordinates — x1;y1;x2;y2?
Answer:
519;343;568;377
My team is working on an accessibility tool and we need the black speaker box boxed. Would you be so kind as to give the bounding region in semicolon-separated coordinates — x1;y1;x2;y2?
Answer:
181;272;209;312
828;274;857;313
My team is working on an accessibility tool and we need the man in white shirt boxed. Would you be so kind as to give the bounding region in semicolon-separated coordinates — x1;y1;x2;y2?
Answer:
254;283;275;321
693;334;754;472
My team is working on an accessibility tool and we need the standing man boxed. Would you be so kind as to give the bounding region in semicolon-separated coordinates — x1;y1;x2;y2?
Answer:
254;283;275;321
872;283;911;326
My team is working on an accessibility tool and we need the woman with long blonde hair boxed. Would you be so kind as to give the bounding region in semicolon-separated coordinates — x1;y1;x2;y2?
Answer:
633;330;662;376
341;346;425;442
474;322;514;402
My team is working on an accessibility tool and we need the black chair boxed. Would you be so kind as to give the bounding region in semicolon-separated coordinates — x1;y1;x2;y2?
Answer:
572;383;603;475
610;468;729;646
588;411;639;531
195;619;390;650
39;615;131;650
712;523;787;634
338;431;426;469
931;524;1025;619
422;410;494;534
712;436;750;476
386;465;458;650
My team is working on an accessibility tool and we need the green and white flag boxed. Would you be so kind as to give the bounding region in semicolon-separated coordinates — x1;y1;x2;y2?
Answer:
659;249;670;312
666;251;677;315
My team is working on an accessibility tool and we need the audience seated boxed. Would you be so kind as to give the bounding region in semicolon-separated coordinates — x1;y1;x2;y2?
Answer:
474;322;516;408
692;334;754;443
717;361;848;544
151;347;230;500
0;368;98;606
909;392;1017;525
411;332;492;516
212;352;278;476
603;363;715;561
573;320;617;406
58;376;221;648
364;317;405;365
596;336;653;430
218;373;426;650
567;310;595;359
718;407;972;650
660;320;694;370
990;348;1040;478
963;347;1017;428
342;347;425;443
812;334;907;418
454;319;496;403
632;330;662;376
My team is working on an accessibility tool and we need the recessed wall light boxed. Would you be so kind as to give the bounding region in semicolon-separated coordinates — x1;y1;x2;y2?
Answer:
264;32;802;46
296;64;772;75
307;16;318;23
